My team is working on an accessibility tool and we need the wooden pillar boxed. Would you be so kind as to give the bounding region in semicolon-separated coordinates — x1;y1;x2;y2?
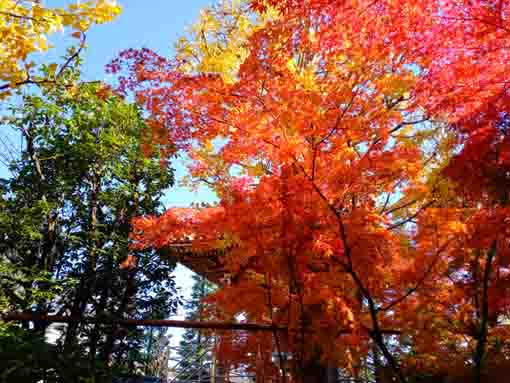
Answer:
211;334;225;383
256;341;265;383
211;353;217;383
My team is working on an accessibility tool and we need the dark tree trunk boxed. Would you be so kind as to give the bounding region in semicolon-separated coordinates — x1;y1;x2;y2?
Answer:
102;268;137;363
301;358;332;383
64;174;101;355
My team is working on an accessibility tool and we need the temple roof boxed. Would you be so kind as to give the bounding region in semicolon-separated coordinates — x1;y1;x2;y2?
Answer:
160;241;228;285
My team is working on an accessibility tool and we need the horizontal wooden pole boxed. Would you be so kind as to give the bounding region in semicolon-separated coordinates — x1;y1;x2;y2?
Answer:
2;313;285;332
2;313;401;335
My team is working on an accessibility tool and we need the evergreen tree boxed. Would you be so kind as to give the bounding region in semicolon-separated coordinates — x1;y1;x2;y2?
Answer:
0;62;179;382
143;328;172;379
176;274;216;382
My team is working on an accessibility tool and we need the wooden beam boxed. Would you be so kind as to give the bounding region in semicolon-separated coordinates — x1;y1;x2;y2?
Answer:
2;313;284;332
2;313;401;335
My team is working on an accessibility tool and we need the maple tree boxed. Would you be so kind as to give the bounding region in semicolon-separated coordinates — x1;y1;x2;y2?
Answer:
412;2;510;381
115;2;437;382
111;0;510;382
0;0;121;98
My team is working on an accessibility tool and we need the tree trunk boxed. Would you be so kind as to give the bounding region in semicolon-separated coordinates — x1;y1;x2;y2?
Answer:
102;268;137;363
301;357;330;383
89;254;112;377
64;174;101;355
473;242;497;383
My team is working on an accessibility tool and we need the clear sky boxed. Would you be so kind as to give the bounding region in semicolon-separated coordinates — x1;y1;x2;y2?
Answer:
81;0;213;80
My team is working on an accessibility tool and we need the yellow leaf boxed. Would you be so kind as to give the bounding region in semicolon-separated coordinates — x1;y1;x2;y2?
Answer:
0;0;121;97
48;63;58;75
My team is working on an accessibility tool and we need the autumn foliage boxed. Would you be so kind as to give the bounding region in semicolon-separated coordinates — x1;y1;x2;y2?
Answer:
0;0;121;98
111;0;510;382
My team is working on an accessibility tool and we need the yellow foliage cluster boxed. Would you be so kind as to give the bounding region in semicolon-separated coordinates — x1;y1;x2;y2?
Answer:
175;0;277;83
0;0;121;96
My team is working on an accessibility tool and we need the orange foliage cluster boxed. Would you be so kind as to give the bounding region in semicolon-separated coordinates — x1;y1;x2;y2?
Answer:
113;0;510;381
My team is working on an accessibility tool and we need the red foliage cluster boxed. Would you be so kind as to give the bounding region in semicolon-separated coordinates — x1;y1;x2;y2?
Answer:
116;0;510;381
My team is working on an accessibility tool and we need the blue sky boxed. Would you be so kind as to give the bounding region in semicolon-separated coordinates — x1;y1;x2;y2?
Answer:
80;0;213;80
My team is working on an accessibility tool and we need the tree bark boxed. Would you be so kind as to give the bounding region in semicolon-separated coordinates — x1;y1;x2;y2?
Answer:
473;242;497;383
